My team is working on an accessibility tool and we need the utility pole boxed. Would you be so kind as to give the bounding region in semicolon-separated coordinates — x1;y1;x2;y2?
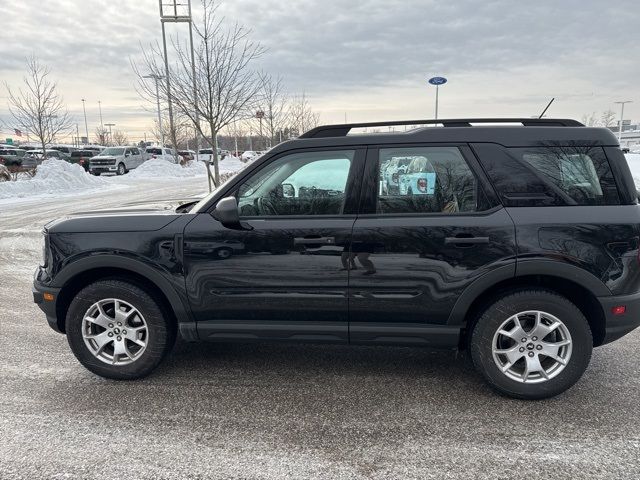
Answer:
98;100;104;130
81;99;89;145
105;123;115;146
144;73;165;146
614;100;633;143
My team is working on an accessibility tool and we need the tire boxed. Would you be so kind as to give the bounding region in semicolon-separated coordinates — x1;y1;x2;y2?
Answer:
470;289;592;400
66;279;175;379
116;163;126;175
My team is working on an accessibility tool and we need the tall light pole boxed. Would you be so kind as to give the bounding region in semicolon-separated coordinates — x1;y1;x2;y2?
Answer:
158;0;199;164
428;76;447;121
105;123;115;146
614;100;633;144
81;99;89;145
144;73;165;146
98;100;104;130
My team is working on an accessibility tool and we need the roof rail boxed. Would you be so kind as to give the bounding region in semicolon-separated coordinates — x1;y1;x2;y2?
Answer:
299;118;584;139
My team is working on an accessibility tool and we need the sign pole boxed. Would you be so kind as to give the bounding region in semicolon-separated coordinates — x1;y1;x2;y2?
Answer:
428;76;447;122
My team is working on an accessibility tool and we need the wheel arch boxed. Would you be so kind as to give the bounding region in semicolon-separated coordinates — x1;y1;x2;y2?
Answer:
449;261;609;347
53;257;190;335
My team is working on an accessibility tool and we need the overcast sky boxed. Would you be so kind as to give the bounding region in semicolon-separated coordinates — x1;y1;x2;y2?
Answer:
0;0;638;142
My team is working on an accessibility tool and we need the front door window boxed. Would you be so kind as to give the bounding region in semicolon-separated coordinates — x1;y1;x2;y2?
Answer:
237;150;355;216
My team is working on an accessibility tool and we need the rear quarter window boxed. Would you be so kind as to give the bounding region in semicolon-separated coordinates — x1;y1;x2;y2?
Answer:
472;144;620;206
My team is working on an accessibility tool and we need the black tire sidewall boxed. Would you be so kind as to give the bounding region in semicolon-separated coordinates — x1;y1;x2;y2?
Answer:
66;280;173;379
470;289;593;400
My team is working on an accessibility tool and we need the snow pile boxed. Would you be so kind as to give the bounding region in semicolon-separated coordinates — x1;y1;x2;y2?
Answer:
624;154;640;189
127;159;208;178
218;155;247;174
0;159;108;199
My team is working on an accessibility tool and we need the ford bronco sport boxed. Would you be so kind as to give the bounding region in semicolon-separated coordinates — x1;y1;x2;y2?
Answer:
33;118;640;399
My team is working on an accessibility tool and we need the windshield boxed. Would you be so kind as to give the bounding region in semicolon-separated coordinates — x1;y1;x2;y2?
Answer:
100;147;125;156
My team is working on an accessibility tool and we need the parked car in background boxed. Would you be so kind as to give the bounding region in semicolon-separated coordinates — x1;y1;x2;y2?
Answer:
21;149;62;169
83;146;105;155
178;150;195;161
69;150;97;171
145;147;177;163
25;149;63;160
197;148;227;161
89;146;143;176
241;150;258;162
0;147;26;167
50;146;77;159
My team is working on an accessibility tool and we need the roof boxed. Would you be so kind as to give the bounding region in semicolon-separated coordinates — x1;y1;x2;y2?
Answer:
273;118;620;152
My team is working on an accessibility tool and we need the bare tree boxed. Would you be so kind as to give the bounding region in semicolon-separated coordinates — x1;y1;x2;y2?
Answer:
287;93;320;137
94;126;109;145
133;0;264;185
150;114;193;149
255;72;288;148
5;56;72;155
601;109;617;128
111;130;129;146
581;112;597;127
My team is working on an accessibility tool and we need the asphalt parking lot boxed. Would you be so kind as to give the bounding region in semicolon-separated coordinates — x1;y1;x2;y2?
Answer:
1;180;639;479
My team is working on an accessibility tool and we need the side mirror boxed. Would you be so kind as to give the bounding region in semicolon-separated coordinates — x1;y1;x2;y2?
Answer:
212;196;253;231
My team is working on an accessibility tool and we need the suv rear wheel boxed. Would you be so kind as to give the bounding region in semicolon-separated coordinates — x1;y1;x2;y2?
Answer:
66;280;175;379
470;289;592;399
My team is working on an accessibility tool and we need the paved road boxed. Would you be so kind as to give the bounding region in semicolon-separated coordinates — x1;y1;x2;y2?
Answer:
1;178;639;479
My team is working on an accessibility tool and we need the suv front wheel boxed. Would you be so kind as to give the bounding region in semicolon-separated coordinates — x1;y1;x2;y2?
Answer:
116;162;126;175
470;289;592;399
66;279;175;379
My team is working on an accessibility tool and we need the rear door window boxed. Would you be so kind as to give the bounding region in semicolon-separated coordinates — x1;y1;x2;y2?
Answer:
376;146;489;214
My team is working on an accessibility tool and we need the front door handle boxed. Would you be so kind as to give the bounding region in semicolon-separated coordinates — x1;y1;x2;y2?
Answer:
444;236;490;246
294;236;336;246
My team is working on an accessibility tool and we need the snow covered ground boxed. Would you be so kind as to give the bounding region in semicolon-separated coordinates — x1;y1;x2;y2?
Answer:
0;156;248;205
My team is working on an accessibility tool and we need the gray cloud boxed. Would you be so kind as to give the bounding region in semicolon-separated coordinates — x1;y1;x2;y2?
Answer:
1;0;639;135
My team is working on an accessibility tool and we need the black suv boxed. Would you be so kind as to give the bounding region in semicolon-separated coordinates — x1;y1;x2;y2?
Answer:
33;118;640;399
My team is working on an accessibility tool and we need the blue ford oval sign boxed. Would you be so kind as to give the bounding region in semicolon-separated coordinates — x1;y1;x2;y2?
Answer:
428;76;447;85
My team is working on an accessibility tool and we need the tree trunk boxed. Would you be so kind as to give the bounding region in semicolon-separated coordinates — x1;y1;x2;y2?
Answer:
210;128;220;186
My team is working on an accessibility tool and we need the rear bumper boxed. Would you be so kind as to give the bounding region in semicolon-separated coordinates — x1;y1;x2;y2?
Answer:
598;291;640;345
33;271;63;334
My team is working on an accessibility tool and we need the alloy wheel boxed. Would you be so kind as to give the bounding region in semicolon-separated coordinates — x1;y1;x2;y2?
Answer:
82;298;148;365
492;310;572;384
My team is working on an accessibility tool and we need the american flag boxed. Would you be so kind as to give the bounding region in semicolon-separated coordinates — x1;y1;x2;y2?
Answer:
14;128;22;137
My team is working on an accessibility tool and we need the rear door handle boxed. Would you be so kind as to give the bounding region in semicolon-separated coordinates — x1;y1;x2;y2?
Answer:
444;236;490;246
294;236;336;246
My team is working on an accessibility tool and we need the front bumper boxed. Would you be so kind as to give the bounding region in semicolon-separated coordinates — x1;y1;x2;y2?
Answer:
90;165;117;174
33;269;63;334
598;290;640;345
